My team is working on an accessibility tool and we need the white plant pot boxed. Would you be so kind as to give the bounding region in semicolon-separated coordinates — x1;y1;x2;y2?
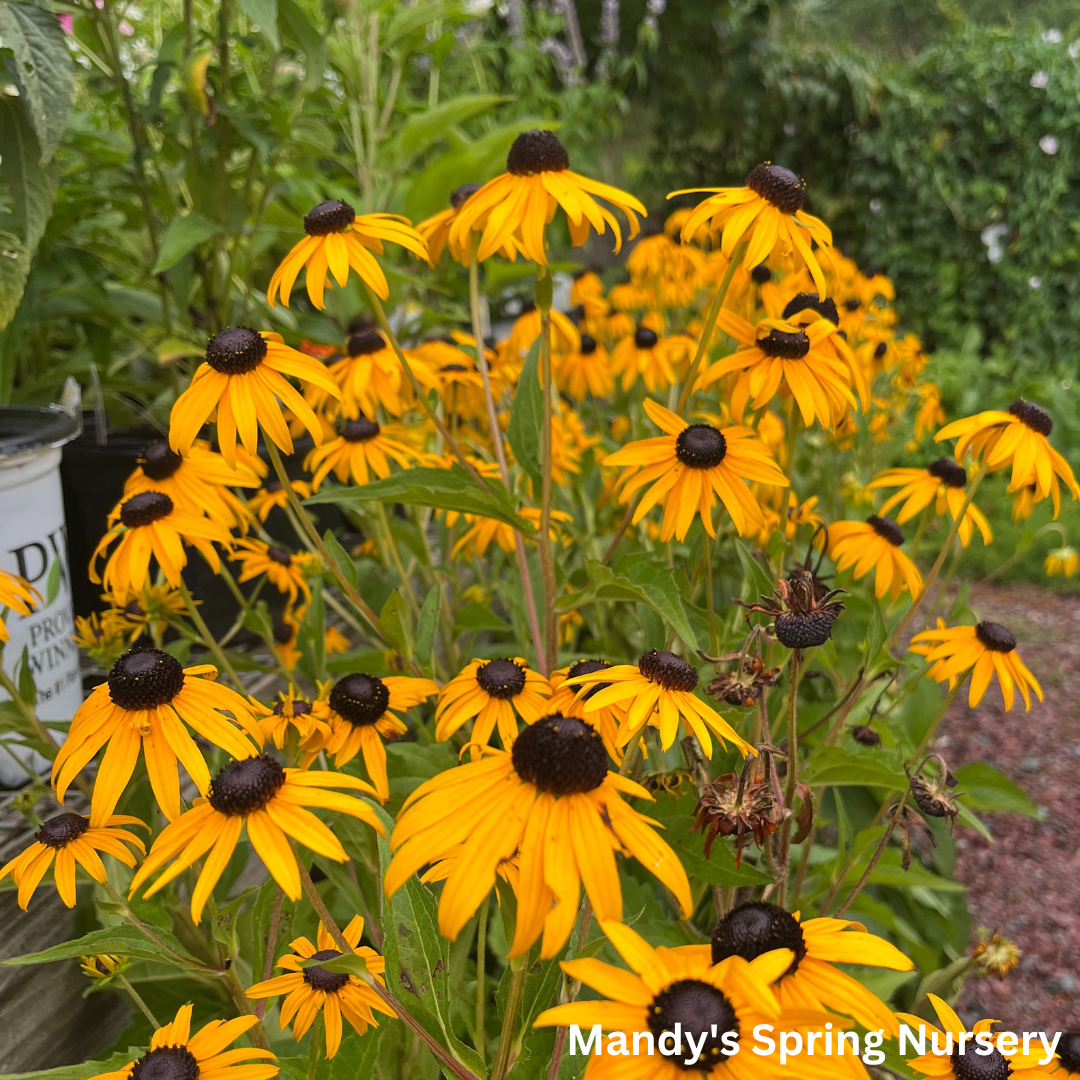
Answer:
0;407;81;787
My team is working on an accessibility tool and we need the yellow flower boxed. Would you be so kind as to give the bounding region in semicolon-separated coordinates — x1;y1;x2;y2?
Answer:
0;812;145;909
910;620;1043;712
823;516;924;602
548;660;624;762
935;399;1080;517
1046;546;1079;577
169;329;341;469
567;649;753;758
80;953;127;981
268;199;428;307
570;270;610;318
246;916;394;1059
251;684;332;753
245;478;313;522
324;327;407;420
610;324;679;393
415;182;494;263
866;459;992;548
130;755;384;923
87;1004;278;1080
385;718;691;958
605;398;788;541
0;567;38;642
305;416;416;491
74;612;128;667
231;538;313;608
107;584;188;643
451;507;572;560
670;162;834;295
53;648;263;823
505;306;581;368
557;332;614;399
448;129;645;265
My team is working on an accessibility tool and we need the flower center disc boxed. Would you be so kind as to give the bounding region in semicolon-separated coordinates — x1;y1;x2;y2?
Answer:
264;479;284;494
647;979;740;1072
638;649;698;692
141;441;184;481
206;327;267;375
450;182;482;209
1009;399;1053;436
129;1046;201;1080
37;812;89;849
758;328;810;359
303;949;351;993
120;491;174;528
441;363;468;373
1055;1033;1080;1075
330;674;390;726
274;698;312;716
208;754;286;816
567;658;613;701
711;901;807;971
675;425;727;469
108;648;185;709
782;293;839;325
928;458;968;488
303;199;356;236
635;326;659;349
511;714;608;795
347;330;386;357
751;264;771;283
579;334;597;356
273;620;295;645
506;129;569;175
951;1048;1013;1080
267;546;293;566
342;417;381;443
475;658;527;699
976;621;1016;653
745;162;806;214
867;514;904;546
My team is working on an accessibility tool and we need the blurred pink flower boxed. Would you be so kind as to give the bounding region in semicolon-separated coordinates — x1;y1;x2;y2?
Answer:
56;12;73;33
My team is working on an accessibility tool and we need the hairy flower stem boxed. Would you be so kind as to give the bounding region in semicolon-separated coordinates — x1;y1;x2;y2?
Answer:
255;887;284;1020
296;857;481;1080
468;249;545;670
306;1016;322;1080
476;896;488;1064
178;579;244;692
774;647;803;908
536;268;558;674
888;463;988;651
491;958;527;1080
832;794;907;920
545;899;594;1080
675;240;746;416
221;963;271;1050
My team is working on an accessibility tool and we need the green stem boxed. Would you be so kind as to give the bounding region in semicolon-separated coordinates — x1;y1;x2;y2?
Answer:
178;579;244;692
675;241;746;416
221;963;271;1050
476;896;488;1064
255;887;284;1020
376;503;420;615
306;1014;322;1080
116;973;161;1029
908;502;933;561
704;533;717;654
774;647;803;908
536;271;557;675
490;958;527;1080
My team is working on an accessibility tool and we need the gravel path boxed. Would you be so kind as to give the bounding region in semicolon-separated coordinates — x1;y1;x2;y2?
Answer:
932;584;1080;1033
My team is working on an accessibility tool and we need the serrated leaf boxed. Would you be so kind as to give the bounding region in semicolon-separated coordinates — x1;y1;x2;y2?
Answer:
307;466;534;533
0;99;58;253
235;0;279;48
152;213;222;273
2;924;206;969
506;339;542;487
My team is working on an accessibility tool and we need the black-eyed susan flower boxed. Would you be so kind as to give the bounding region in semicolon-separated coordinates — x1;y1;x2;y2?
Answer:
304;416;415;491
87;1004;278;1080
504;306;581;371
910;621;1043;712
73;612;129;668
568;650;753;758
246;478;313;523
416;182;518;264
1049;1035;1080;1079
535;918;848;1080
451;507;571;560
867;459;992;548
434;656;552;750
169;328;341;470
252;685;332;755
386;716;691;958
325;327;407;420
80;953;127;981
91;491;234;599
697;313;857;428
268;199;428;307
557;333;614;399
107;584;188;644
0;567;38;641
246;915;394;1059
1046;546;1079;577
605;398;787;542
570;270;610;318
448;129;645;265
1013;483;1038;522
121;439;260;532
823;516;924;602
548;659;624;762
936;400;1080;517
318;673;439;800
610;324;680;394
671;162;834;295
130;755;384;923
709;901;913;1034
0;812;146;909
231;539;313;609
53;648;263;823
899;994;1055;1080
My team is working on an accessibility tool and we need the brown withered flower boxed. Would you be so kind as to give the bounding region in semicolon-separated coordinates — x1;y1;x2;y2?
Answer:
850;724;881;746
905;753;960;830
733;566;845;649
692;763;784;866
971;928;1021;980
700;649;781;708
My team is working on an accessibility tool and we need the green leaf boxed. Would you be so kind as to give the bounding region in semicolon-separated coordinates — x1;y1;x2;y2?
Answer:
0;1048;146;1080
277;0;326;90
415;585;439;671
0;230;31;331
506;339;542;487
321;1028;382;1080
381;93;510;172
307;466;533;533
667;817;773;887
380;589;414;662
733;539;774;603
307;951;370;978
235;0;279;48
0;3;73;162
800;746;907;788
454;600;512;631
44;554;61;606
2;924;205;969
322;528;360;591
16;644;34;705
297;577;327;683
0;99;59;253
953;762;1039;817
152;213;222;273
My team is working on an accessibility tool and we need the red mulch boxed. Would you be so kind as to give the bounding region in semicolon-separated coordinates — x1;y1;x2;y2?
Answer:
932;584;1080;1033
